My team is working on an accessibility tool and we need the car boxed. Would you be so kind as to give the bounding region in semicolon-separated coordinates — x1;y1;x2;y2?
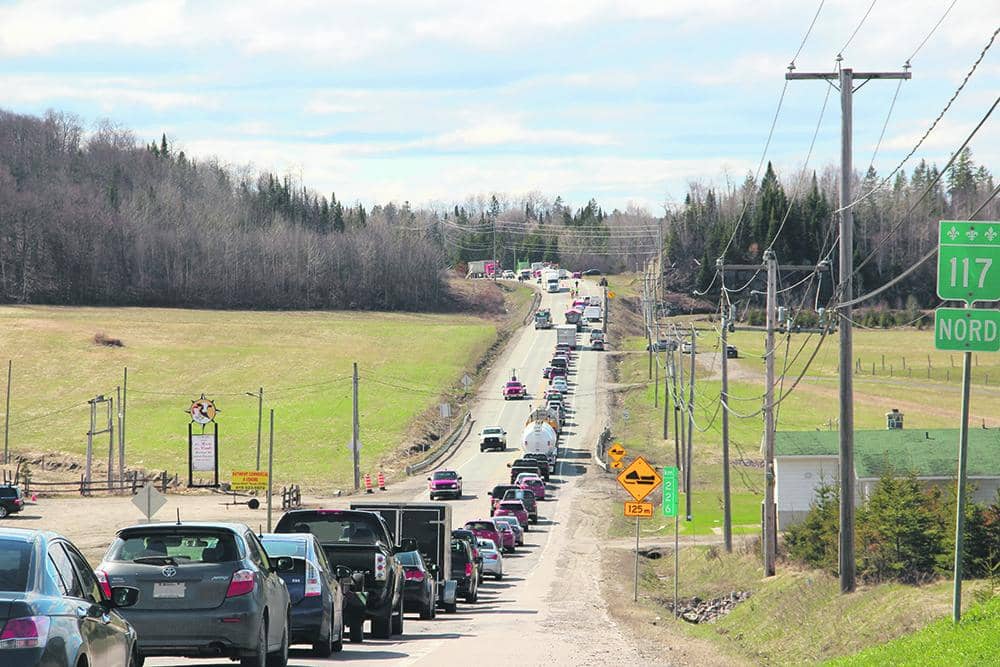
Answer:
543;388;564;402
492;516;523;546
449;539;479;603
589;328;605;342
592;338;606;351
726;344;739;359
450;529;483;587
582;269;602;276
427;469;463;500
551;377;569;393
0;485;25;518
98;521;292;665
495;522;516;553
547;367;567;381
541;366;553;379
502;381;527;400
476;539;504;580
396;550;438;620
493;500;530;532
509;463;541;484
682;341;694;354
550;357;568;370
479;427;507;452
501;270;516;279
0;527;140;667
518;475;547;501
572;271;582;279
502;488;539;523
522;454;551;481
488;485;518;515
463;520;503;555
260;533;345;657
647;339;673;351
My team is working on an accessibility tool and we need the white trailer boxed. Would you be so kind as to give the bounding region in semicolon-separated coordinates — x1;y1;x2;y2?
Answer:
555;325;577;349
522;421;558;465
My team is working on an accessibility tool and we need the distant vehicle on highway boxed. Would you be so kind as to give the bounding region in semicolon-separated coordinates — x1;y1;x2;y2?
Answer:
479;427;508;452
592;338;606;351
647;339;674;351
502;380;527;400
555;325;577;349
396;550;438;620
487;485;518;516
476;539;504;580
501;270;516;279
572;271;582;279
100;521;292;665
2;527;139;667
502;488;539;523
534;309;553;329
492;516;524;546
463;521;504;561
450;539;479;603
517;475;547;501
450;529;483;589
551;376;568;393
494;501;530;533
427;469;463;500
522;453;551;481
583;305;602;322
260;532;345;657
495;522;517;552
582;269;602;276
589;328;605;342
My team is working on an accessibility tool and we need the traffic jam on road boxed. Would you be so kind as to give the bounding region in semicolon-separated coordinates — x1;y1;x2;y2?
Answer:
0;275;605;667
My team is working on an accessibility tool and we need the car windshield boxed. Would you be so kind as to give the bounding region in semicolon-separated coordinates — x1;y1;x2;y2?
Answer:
500;502;524;511
108;530;240;563
0;487;20;499
0;539;32;591
432;471;458;480
276;514;383;545
260;538;307;559
396;551;422;567
495;517;519;527
483;428;503;435
505;382;521;388
466;521;496;532
477;539;497;551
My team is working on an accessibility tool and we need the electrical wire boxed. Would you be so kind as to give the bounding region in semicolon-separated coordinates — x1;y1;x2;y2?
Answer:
838;0;878;57
907;0;959;63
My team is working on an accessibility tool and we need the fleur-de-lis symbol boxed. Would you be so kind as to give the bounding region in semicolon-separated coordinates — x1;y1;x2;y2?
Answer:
967;228;979;241
986;227;998;243
948;226;959;240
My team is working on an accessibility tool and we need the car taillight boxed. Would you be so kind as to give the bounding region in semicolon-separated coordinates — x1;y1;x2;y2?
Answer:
404;569;424;582
485;553;498;560
304;562;322;598
464;562;472;577
0;616;50;649
226;569;256;598
95;569;112;599
374;553;387;581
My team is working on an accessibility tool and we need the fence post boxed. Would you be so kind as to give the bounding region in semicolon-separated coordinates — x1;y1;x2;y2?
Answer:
161;471;168;494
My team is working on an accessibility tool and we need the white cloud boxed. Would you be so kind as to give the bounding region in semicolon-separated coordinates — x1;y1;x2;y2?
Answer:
0;75;217;112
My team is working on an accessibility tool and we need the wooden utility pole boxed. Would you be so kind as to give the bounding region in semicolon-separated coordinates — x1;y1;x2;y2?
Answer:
352;362;361;491
685;324;695;521
719;264;733;553
763;249;777;576
3;360;10;465
787;63;911;593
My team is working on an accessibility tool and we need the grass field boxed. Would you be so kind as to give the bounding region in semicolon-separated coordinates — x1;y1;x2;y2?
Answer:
0;295;530;489
826;595;1000;666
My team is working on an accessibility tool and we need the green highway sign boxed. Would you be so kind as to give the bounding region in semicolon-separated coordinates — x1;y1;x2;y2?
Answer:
934;308;1000;352
662;466;679;518
937;221;1000;304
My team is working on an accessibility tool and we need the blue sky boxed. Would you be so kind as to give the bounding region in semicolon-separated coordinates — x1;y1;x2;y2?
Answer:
0;0;997;211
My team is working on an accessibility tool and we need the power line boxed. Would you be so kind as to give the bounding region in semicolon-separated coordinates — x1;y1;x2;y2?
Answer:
838;0;878;57
907;0;959;63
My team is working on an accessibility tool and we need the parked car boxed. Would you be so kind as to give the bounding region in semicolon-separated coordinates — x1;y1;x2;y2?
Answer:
449;540;479;603
1;527;140;667
427;469;463;500
592;339;606;351
98;522;292;665
492;516;523;546
488;485;518;515
726;344;739;359
493;500;530;533
502;488;538;523
0;485;25;518
647;339;673;351
260;533;344;656
517;475;547;501
502;381;527;400
274;509;405;641
495;522;516;553
396;550;437;620
476;539;504;580
479;427;508;452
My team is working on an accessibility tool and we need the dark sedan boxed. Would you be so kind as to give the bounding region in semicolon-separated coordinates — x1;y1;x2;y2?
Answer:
261;533;344;657
449;540;479;603
396;550;437;619
99;522;292;666
0;527;139;667
0;485;25;519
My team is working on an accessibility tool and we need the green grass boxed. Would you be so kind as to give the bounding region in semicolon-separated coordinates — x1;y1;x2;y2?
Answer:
0;304;514;488
826;595;1000;666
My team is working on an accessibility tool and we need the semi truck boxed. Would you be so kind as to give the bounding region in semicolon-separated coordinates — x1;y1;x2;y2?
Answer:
543;270;560;293
349;502;459;614
522;421;558;465
534;309;553;329
555;324;577;350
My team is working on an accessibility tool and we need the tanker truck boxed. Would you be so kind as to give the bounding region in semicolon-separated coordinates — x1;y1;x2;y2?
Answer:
522;420;558;465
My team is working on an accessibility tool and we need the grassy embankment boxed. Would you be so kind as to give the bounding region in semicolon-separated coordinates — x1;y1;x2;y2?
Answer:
0;285;533;490
601;273;1000;663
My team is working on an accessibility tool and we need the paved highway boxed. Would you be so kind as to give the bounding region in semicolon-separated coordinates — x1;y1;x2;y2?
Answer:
147;282;641;666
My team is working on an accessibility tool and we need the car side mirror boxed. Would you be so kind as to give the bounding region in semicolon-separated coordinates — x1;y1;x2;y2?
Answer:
272;556;295;572
399;538;418;553
107;586;139;609
426;477;431;481
458;476;463;481
506;463;512;468
334;565;353;579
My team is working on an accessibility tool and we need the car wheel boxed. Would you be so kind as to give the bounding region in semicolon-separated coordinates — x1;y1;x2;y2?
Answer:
349;622;364;643
0;506;7;519
444;601;457;613
312;613;334;657
371;604;392;639
420;597;433;620
495;573;503;581
240;618;267;667
332;618;344;653
265;617;288;667
391;595;404;635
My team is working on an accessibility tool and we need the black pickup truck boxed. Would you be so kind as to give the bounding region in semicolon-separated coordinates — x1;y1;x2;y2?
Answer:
275;509;405;641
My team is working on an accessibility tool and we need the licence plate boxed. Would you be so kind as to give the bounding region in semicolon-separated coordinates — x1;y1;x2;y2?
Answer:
153;582;186;598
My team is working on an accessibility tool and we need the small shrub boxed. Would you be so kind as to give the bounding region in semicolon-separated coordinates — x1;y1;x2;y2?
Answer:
93;332;124;347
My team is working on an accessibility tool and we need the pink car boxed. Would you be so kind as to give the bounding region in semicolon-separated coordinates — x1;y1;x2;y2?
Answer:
502;381;527;400
517;475;546;501
465;520;503;551
495;521;517;552
494;500;530;532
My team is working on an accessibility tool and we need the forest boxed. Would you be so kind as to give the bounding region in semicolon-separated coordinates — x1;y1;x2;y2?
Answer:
0;108;996;312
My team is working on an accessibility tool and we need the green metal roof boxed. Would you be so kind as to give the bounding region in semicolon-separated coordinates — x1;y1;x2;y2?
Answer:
775;429;1000;479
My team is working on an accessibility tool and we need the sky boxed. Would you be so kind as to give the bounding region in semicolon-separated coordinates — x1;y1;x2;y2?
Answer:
0;0;998;212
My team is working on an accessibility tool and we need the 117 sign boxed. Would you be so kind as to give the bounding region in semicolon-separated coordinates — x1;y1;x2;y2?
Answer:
937;221;1000;303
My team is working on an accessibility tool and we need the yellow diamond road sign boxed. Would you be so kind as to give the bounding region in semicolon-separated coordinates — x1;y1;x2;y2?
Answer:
608;443;626;460
610;460;624;469
616;456;662;502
